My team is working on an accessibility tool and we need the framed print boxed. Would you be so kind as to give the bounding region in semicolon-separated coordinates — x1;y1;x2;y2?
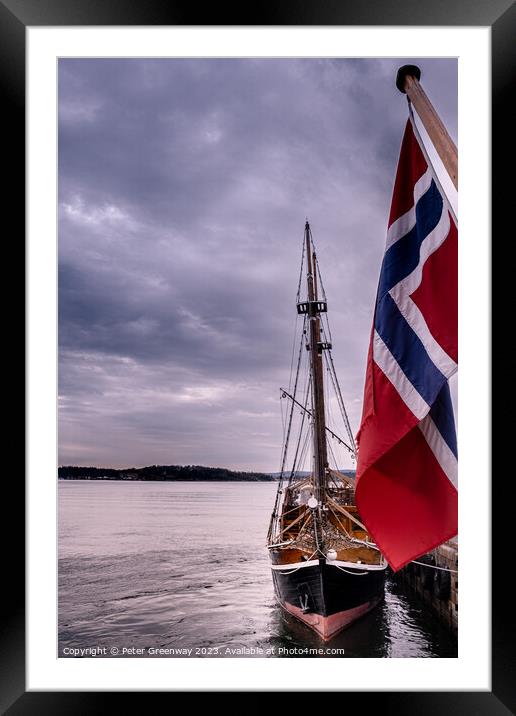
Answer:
4;0;512;709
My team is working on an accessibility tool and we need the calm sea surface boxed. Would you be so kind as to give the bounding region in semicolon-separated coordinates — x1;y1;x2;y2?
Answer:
59;480;457;658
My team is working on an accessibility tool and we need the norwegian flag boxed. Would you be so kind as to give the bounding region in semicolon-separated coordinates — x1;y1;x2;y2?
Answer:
355;117;458;572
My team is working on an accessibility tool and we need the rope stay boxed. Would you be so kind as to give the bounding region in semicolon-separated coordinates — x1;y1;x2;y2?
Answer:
332;565;369;576
311;232;327;302
287;375;312;485
281;387;355;457
307;240;357;461
411;559;458;574
267;315;307;542
296;232;306;304
320;323;357;459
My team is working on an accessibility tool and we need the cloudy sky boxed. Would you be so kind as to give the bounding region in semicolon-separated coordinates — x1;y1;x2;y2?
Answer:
58;58;457;471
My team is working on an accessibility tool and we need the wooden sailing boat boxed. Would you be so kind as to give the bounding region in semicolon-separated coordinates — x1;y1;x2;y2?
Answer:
267;221;387;641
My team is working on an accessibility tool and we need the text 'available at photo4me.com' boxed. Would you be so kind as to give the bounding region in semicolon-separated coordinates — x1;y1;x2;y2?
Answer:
61;645;347;657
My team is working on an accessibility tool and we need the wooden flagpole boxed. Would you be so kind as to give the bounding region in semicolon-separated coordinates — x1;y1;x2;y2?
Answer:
396;65;458;191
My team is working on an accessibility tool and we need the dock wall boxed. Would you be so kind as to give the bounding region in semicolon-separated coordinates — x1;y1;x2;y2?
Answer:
391;539;458;633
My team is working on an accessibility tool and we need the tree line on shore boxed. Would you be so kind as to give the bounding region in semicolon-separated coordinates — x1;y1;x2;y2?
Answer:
58;464;278;481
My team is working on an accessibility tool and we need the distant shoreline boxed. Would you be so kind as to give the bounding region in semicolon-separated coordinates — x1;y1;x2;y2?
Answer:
58;464;355;482
58;464;279;482
58;477;278;482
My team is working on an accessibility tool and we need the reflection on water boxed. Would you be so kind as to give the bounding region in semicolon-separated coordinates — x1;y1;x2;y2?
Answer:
59;481;457;658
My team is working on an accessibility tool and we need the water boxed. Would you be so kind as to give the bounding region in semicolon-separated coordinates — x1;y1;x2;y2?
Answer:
59;480;457;658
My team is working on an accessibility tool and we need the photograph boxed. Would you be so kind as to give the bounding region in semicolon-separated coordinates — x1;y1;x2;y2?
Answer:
1;0;506;704
57;56;459;659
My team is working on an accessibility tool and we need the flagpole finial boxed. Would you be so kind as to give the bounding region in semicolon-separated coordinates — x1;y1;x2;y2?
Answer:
396;64;421;93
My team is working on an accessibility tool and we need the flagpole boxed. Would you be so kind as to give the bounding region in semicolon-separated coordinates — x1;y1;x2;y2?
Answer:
396;65;458;191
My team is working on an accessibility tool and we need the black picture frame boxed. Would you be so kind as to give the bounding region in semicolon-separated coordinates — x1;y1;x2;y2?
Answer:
5;0;512;710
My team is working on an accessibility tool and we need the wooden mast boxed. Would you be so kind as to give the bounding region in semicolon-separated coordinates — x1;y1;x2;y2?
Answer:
305;222;328;504
396;64;458;190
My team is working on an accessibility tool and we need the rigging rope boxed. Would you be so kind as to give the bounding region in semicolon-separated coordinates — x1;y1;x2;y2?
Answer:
327;503;354;541
295;423;311;480
288;375;311;483
309;243;355;460
272;549;319;575
322;311;333;346
268;270;308;542
322;343;357;460
296;233;306;304
287;316;299;395
279;322;306;475
310;230;327;301
297;425;311;476
411;560;458;574
279;387;286;443
327;436;340;475
332;565;369;576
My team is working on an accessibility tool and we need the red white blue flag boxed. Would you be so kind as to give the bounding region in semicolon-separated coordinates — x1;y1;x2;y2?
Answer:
355;117;458;572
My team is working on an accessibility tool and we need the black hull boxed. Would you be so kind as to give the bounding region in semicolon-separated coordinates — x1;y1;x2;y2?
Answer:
271;557;386;640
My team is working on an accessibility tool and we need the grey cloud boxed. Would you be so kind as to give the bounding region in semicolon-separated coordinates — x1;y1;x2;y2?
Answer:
58;58;457;470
